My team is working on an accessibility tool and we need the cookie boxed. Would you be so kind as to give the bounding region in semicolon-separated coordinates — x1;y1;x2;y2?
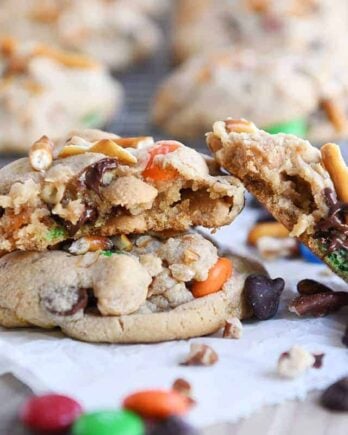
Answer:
173;0;347;63
0;38;122;153
153;49;318;139
207;118;348;282
0;130;245;252
0;0;161;70
0;232;267;343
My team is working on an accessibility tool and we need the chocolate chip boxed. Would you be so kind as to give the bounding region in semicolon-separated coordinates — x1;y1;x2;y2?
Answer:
342;326;348;347
43;288;88;316
64;204;98;235
149;417;200;435
297;279;332;295
289;292;348;317
244;274;285;320
321;377;348;411
314;188;348;252
313;353;325;369
83;158;118;195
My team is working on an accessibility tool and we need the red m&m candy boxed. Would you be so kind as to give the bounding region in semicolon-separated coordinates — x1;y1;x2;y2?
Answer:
20;393;83;433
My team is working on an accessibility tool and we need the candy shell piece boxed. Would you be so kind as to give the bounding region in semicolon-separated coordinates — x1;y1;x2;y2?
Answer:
20;393;83;433
264;118;307;137
299;244;323;264
72;410;144;435
123;389;190;419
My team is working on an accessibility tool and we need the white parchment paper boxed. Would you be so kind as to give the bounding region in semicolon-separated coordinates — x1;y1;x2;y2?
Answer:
0;208;347;428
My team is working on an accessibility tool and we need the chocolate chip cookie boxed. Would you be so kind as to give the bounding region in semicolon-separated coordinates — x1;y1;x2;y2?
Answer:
0;129;244;252
0;232;267;343
207;119;348;282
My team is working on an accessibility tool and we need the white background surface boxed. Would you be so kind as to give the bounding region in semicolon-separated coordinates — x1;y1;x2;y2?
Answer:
0;208;346;428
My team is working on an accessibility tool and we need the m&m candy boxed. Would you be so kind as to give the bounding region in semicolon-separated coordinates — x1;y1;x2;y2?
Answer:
72;410;144;435
20;393;83;433
123;389;190;419
299;244;323;264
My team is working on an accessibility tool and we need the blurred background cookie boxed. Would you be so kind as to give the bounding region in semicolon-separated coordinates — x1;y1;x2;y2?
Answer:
0;0;163;70
0;38;122;153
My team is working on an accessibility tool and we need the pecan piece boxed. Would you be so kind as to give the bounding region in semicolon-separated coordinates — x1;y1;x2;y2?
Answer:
277;346;324;378
223;317;243;339
181;344;218;366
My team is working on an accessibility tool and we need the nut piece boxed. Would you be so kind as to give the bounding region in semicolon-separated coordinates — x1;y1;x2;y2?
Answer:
223;317;243;339
59;139;137;165
321;98;348;133
245;274;285;320
69;236;113;255
225;118;258;134
247;222;289;246
277;346;315;378
321;143;348;222
289;292;348;317
256;236;298;260
172;378;192;398
321;377;348;411
181;344;218;366
297;279;332;295
90;139;137;164
113;234;133;252
29;135;54;171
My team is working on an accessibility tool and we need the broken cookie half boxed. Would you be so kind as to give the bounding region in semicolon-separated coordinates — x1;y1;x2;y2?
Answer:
0;129;244;252
0;232;266;343
207;118;348;282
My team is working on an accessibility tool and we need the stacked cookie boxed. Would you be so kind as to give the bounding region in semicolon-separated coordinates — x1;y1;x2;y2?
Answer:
153;0;348;142
0;129;269;342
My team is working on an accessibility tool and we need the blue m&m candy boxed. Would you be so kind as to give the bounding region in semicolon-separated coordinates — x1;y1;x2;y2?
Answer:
299;244;323;264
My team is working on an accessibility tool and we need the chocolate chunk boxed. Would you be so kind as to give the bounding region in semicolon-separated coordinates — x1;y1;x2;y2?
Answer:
313;353;325;369
83;158;118;195
314;188;348;252
64;204;98;235
244;274;285;320
149;417;200;435
342;326;348;347
297;279;333;295
289;292;348;317
321;377;348;411
43;288;88;316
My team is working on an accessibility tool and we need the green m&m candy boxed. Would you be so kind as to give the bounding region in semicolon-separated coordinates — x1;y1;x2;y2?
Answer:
264;118;308;137
72;410;145;435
